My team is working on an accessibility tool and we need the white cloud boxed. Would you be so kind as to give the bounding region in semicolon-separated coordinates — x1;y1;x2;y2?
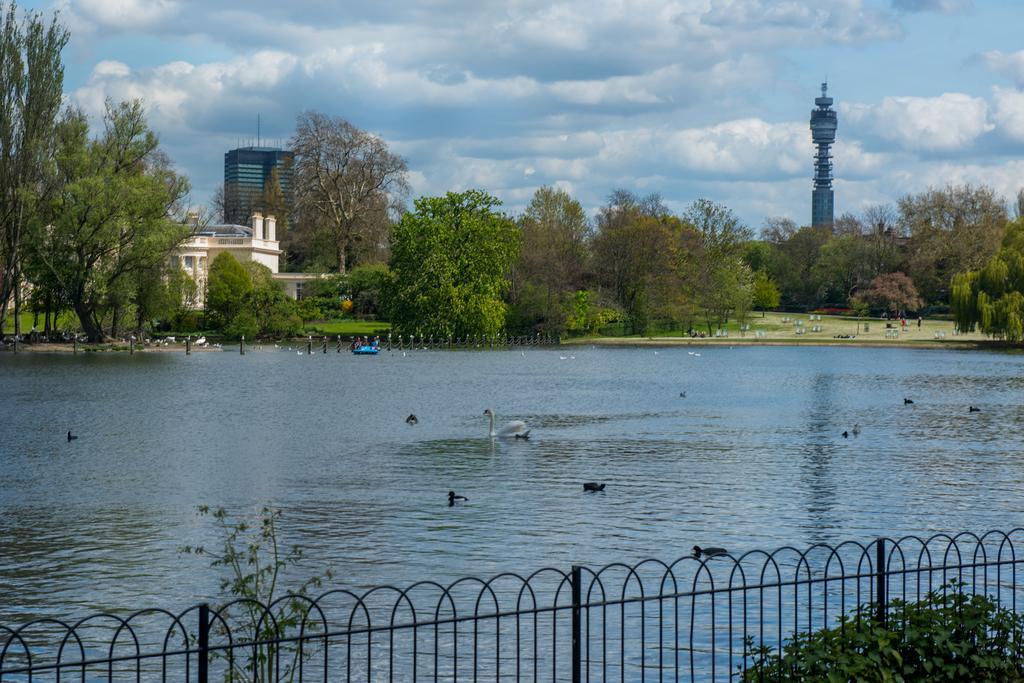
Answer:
74;0;179;30
841;93;992;152
891;0;969;13
982;50;1024;88
665;119;809;177
992;87;1024;142
51;0;1024;227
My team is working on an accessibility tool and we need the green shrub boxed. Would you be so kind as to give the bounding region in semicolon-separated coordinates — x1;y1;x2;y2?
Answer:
742;583;1024;682
172;310;202;332
224;310;258;340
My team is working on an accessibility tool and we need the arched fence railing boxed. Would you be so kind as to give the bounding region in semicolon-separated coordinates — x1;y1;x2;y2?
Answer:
2;529;1022;681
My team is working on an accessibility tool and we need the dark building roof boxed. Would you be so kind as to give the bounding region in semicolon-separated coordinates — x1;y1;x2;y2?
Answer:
195;223;253;238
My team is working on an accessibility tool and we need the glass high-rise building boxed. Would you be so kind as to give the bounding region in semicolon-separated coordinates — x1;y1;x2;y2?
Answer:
223;146;294;226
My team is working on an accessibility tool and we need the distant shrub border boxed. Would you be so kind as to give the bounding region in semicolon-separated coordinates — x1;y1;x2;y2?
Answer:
741;582;1024;682
811;306;852;316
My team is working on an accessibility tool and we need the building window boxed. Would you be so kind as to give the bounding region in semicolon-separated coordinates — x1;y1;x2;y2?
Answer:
295;282;304;300
184;255;194;270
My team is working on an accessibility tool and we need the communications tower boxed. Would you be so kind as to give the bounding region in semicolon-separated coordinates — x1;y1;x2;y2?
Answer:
809;82;837;226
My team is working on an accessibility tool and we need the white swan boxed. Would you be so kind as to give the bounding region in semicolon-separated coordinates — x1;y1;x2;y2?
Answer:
484;408;530;439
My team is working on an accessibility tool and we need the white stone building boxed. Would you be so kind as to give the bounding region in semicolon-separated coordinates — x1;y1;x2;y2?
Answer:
176;212;320;306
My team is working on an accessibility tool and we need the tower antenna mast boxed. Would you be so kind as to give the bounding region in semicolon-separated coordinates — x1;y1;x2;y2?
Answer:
809;81;837;227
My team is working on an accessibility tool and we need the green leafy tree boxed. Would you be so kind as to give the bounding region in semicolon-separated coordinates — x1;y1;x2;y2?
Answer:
811;234;874;304
388;190;519;338
680;199;753;334
134;263;195;333
752;271;780;316
847;295;870;318
206;252;252;329
344;263;391;318
772;225;832;308
510;186;590;334
28;102;190;341
952;217;1024;340
0;2;68;338
260;166;289;237
900;184;1007;304
741;241;777;274
592;190;687;335
244;262;301;337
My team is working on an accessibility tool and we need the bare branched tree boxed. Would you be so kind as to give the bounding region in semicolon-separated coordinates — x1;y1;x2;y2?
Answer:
290;111;409;273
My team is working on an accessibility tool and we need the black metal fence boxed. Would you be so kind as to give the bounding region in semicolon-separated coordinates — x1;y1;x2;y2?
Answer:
2;529;1022;681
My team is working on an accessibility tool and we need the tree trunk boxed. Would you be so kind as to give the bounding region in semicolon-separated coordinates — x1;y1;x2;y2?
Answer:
110;303;120;340
74;300;105;342
13;264;21;337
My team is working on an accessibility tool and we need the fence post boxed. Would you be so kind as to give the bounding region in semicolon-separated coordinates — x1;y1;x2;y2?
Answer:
198;602;209;683
876;538;887;626
571;564;581;683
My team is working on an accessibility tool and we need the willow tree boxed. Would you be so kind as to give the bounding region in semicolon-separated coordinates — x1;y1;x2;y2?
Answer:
290;111;408;273
952;218;1024;341
388;190;519;338
27;102;190;341
0;1;68;336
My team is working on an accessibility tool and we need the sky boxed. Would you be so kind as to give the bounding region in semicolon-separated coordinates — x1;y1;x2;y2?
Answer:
27;0;1024;228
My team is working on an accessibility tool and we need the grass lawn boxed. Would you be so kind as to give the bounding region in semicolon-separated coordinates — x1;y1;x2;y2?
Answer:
2;311;79;334
304;319;391;336
571;311;992;346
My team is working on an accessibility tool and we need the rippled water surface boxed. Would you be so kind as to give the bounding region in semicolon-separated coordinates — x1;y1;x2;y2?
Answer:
2;345;1024;624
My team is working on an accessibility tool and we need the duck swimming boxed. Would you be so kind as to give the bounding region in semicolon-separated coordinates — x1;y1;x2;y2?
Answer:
448;491;468;507
406;414;418;425
583;483;606;492
693;545;728;559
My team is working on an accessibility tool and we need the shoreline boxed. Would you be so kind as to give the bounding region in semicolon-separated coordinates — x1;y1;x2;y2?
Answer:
562;336;1021;351
2;337;1021;353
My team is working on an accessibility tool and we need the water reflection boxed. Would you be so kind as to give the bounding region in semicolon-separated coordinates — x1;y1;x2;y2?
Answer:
2;346;1024;626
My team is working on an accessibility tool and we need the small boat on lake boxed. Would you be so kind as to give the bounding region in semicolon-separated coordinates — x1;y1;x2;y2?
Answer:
354;344;382;356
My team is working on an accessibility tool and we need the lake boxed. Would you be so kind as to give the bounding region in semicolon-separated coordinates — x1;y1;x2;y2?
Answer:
1;344;1023;626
